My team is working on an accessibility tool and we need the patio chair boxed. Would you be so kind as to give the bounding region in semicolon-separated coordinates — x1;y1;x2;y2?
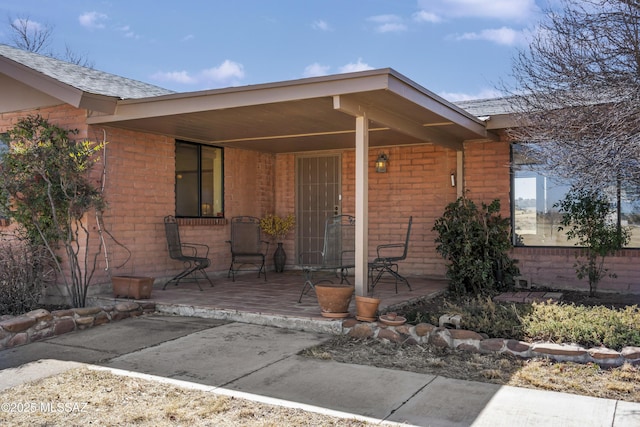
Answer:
369;216;413;294
163;215;214;290
298;214;356;302
227;216;269;281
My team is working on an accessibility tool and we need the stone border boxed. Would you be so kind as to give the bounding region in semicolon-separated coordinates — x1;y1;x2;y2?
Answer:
0;301;156;351
342;319;640;367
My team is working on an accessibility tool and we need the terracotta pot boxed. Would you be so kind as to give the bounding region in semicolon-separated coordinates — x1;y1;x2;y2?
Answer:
315;284;354;318
355;295;381;322
112;276;154;299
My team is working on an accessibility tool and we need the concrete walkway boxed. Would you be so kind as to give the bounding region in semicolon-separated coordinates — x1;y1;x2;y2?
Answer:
1;314;639;426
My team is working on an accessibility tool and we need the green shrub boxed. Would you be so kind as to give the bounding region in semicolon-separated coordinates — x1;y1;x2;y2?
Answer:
522;302;640;351
442;295;528;340
0;241;52;315
433;197;519;297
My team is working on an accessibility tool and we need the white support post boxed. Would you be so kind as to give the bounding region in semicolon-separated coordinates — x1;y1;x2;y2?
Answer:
354;115;369;297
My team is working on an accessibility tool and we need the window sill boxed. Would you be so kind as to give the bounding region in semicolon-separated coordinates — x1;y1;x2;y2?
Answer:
177;218;228;226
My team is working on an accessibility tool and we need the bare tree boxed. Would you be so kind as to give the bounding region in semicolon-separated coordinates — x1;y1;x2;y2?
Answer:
509;0;640;196
6;15;93;68
8;15;53;53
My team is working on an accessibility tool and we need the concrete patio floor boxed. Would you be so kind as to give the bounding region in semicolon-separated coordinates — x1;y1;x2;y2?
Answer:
90;270;448;333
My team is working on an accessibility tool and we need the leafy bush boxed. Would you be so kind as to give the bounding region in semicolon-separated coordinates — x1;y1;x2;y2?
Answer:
523;302;640;351
555;186;630;296
442;295;529;340
403;294;640;351
433;197;519;297
0;241;52;315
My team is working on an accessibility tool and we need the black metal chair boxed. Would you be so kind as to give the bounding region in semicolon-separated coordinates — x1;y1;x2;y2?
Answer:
163;215;214;290
369;216;413;293
227;216;269;281
298;214;356;302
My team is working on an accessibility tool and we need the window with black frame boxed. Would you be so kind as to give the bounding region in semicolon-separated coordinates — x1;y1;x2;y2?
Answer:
175;141;224;218
511;143;640;247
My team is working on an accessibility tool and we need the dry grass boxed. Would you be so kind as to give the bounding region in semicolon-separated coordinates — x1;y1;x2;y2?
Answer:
0;368;373;426
302;336;640;403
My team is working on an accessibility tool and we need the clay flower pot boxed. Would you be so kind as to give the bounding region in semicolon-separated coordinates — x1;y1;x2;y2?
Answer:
355;295;381;322
315;284;354;318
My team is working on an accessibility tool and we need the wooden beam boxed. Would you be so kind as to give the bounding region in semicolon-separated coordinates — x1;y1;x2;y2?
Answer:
334;95;463;151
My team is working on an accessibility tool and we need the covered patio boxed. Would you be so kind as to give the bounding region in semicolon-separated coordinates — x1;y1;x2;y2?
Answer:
91;272;448;333
86;68;495;300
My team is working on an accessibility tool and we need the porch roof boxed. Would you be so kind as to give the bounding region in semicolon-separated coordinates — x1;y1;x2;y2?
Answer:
86;68;496;152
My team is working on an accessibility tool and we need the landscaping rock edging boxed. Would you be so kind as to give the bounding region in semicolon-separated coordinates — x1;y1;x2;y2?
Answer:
0;302;156;351
341;319;640;367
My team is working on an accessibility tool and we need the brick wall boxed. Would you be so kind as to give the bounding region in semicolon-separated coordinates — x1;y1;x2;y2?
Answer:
1;105;637;294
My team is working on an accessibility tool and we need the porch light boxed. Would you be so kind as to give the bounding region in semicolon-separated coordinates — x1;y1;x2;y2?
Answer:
450;172;456;187
375;153;388;173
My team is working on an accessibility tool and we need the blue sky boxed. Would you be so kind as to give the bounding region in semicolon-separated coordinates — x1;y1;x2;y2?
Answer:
0;0;548;101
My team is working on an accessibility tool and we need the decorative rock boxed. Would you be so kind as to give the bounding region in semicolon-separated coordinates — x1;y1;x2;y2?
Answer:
25;309;53;322
30;328;55;342
0;316;37;333
395;324;411;335
342;318;358;328
111;311;131;322
621;347;640;361
378;328;402;343
414;323;437;337
348;323;374;339
439;314;461;329
531;343;588;362
480;338;506;353
52;309;74;318
73;307;102;316
32;319;53;332
7;333;28;348
428;327;452;348
506;339;531;355
93;312;110;325
115;302;140;313
54;318;76;336
75;316;94;328
457;343;479;352
588;347;621;360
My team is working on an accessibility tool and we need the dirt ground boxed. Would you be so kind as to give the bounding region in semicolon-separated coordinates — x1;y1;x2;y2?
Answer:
301;288;640;403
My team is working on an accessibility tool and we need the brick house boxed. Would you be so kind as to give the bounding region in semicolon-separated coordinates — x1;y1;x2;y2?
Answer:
0;44;638;299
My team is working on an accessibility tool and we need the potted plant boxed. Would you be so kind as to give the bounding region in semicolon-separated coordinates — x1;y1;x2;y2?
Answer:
315;283;354;318
260;213;295;272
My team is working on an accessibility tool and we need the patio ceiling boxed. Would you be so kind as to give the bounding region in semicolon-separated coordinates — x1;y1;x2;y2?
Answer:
87;69;496;153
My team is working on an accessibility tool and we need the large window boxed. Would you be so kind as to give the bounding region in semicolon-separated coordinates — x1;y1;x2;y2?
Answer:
175;141;223;218
512;143;640;247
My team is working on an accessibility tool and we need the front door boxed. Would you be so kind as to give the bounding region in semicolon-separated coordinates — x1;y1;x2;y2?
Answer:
295;154;342;259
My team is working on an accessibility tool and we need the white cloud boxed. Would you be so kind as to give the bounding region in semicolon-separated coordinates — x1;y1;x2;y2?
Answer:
339;59;374;73
440;88;504;102
151;60;245;88
367;14;407;33
201;60;245;83
12;18;43;32
151;70;198;85
413;10;442;23
312;20;331;31
116;25;139;39
79;11;108;30
417;0;538;21
303;63;331;77
453;27;525;46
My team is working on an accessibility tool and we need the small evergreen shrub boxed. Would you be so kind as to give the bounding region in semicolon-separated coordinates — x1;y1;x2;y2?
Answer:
522;302;640;351
433;197;519;297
